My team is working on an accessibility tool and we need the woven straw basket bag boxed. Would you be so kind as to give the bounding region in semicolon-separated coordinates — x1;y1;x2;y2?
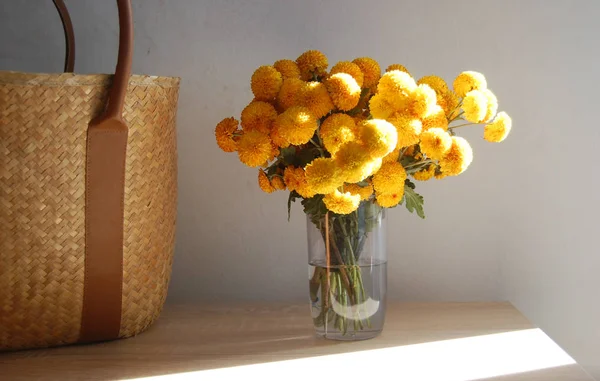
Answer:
0;0;180;350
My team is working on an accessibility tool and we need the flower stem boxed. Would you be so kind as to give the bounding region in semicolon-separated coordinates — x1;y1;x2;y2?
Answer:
449;122;478;130
338;217;371;330
399;147;408;159
404;159;434;169
310;138;325;157
451;111;465;121
309;266;323;302
339;221;355;263
447;100;464;121
314;207;385;334
327;226;355;304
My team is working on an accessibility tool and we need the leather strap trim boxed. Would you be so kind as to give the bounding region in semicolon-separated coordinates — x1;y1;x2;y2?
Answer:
80;125;128;343
78;0;133;343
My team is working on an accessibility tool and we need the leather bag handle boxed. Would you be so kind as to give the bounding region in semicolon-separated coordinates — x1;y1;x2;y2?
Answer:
51;0;133;122
52;0;75;72
50;0;132;343
47;0;134;343
100;0;133;123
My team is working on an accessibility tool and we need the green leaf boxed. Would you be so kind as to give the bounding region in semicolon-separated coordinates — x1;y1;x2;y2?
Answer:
297;147;318;167
359;201;381;235
281;147;296;165
403;184;425;219
301;194;327;226
400;155;417;167
266;164;279;177
287;191;300;221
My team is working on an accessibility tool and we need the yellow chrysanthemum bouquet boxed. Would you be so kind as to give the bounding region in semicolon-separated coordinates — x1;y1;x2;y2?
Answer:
215;50;512;338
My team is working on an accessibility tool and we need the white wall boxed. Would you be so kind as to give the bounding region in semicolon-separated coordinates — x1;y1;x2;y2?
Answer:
494;0;600;376
2;0;599;378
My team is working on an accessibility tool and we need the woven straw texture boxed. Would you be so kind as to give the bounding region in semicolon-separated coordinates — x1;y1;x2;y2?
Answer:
0;72;180;351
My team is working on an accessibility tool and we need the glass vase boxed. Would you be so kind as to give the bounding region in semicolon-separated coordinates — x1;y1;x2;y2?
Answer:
307;200;387;341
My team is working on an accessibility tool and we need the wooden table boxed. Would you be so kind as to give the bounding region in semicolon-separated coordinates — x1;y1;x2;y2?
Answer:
0;303;591;380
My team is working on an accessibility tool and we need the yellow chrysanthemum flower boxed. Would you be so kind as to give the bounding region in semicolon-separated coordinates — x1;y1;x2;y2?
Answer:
359;119;398;159
237;130;274;167
439;136;473;176
441;89;461;118
300;81;334;118
403;145;416;157
335;141;375;183
418;77;453;118
419;127;452;160
387;114;422;148
453;71;487;98
215;117;239;153
344;182;373;201
436;95;449;116
409;84;438;119
296;50;328;81
258;169;275;193
421;105;448;131
323;190;361;215
417;75;448;93
412;164;436;181
369;94;397;119
330;61;365;88
273;106;318;145
382;147;401;163
271;176;286;190
482;89;498;123
273;59;301;79
352;114;368;127
305;158;344;194
241;101;278;135
270;121;290;148
462;89;488;123
352;57;381;89
283;166;302;192
372;161;407;194
386;64;410;75
251;65;283;101
277;78;305;111
377;70;417;97
370;157;383;176
296;180;316;198
325;73;361;111
375;191;403;208
319;113;356;155
484;111;512;143
284;166;315;198
269;144;280;162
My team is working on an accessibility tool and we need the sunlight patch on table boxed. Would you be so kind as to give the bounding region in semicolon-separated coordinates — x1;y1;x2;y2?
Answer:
126;328;575;381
